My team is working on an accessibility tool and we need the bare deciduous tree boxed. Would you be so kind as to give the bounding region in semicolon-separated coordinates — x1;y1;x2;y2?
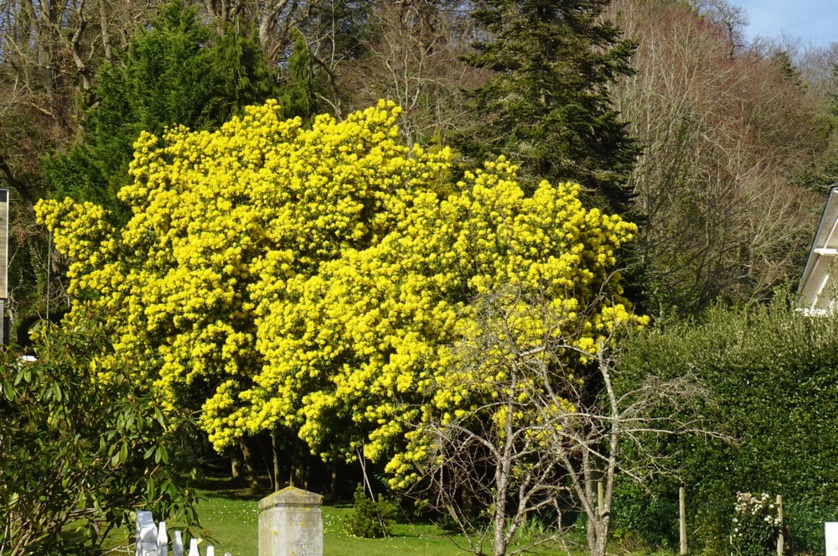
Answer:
408;285;715;556
610;0;824;315
201;0;320;65
337;0;487;145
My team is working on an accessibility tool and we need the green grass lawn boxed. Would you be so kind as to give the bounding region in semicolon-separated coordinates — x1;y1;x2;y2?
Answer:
192;481;470;555
187;478;591;555
190;482;259;555
101;475;679;555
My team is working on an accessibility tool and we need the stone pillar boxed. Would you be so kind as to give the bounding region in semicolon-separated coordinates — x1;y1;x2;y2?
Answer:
258;487;323;556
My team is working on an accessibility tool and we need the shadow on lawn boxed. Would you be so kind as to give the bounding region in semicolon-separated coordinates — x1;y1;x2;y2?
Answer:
189;475;267;501
190;474;461;540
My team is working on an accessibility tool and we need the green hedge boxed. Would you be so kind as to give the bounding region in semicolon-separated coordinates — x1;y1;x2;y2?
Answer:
617;299;838;553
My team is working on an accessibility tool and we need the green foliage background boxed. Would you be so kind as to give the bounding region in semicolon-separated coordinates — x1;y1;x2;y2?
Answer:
618;298;838;553
0;312;199;555
344;484;395;539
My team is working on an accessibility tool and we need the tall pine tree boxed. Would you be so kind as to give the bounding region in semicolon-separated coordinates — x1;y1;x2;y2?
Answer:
457;0;638;214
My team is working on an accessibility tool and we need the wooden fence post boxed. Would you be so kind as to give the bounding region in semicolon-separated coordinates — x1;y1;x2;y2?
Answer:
680;487;687;555
777;494;784;556
597;481;603;518
136;511;157;556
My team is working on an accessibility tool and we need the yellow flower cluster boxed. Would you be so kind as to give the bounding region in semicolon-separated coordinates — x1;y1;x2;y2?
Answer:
36;100;643;476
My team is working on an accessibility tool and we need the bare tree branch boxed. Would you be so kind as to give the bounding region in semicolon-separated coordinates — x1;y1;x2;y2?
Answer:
404;283;723;556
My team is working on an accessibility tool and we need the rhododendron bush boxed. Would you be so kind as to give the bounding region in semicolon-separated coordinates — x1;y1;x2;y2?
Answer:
36;100;642;471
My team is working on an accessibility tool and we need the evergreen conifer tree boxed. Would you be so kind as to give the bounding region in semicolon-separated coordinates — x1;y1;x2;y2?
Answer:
457;0;638;213
44;0;279;222
278;30;319;124
209;23;279;120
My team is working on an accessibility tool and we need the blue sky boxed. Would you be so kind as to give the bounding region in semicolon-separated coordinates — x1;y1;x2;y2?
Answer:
729;0;838;48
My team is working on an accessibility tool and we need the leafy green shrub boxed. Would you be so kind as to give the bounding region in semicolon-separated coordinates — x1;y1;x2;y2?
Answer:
0;314;198;555
731;492;781;556
344;484;395;538
784;501;837;555
618;297;838;554
509;516;551;545
611;479;679;549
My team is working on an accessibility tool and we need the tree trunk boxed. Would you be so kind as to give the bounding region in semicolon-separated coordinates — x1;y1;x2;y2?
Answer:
289;438;309;489
328;459;338;502
231;453;242;480
593;528;608;556
585;478;611;556
587;518;608;556
272;429;281;492
493;466;507;556
239;440;260;494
